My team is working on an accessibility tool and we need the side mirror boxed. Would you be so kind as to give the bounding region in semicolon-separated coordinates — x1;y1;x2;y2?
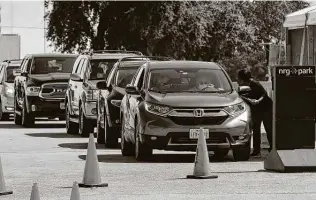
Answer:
238;86;251;94
21;72;28;77
125;84;139;95
70;73;82;81
96;80;107;90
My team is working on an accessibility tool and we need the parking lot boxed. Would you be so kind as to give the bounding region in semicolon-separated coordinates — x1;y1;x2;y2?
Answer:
0;119;315;200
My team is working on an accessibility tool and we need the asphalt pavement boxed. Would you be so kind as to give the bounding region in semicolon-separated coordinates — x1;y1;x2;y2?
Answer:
0;119;316;200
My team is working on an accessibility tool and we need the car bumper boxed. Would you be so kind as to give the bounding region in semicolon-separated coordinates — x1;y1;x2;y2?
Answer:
84;101;97;120
139;110;251;151
1;95;14;113
26;96;65;117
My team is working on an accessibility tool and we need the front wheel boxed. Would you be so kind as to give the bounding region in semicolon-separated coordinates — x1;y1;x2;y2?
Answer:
233;142;251;161
78;105;94;137
96;113;105;144
135;120;152;161
104;115;118;148
14;96;22;125
66;104;78;135
0;103;10;121
21;101;34;127
120;116;134;156
214;148;230;158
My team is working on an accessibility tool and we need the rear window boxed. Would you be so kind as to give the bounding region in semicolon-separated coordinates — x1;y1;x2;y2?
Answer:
115;67;140;88
31;57;77;74
88;59;118;80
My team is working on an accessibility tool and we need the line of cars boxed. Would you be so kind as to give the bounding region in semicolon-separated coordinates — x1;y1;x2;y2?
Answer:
0;50;252;161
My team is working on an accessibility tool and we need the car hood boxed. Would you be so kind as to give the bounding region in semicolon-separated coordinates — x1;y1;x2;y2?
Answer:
28;73;70;84
146;91;242;107
3;82;14;89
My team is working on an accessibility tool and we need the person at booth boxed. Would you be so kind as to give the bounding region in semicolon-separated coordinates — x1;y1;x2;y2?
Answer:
237;69;273;157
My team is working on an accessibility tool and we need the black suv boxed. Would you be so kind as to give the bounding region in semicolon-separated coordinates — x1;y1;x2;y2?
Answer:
14;54;77;127
95;56;174;147
65;50;143;137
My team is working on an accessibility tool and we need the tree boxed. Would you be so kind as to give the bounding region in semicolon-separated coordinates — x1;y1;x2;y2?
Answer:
45;1;309;79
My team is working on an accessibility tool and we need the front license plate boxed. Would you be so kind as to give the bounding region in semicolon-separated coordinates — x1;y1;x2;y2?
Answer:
60;102;65;109
189;129;209;139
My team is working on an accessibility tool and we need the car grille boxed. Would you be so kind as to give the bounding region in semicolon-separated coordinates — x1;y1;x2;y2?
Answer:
169;116;228;126
169;132;228;144
39;83;68;99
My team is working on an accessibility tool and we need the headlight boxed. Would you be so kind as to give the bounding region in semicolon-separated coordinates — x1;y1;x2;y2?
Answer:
223;102;246;116
144;102;172;116
26;86;40;96
4;88;14;97
86;90;99;101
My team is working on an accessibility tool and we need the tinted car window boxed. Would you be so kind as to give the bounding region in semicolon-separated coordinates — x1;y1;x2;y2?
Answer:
148;68;232;93
115;67;139;88
89;59;118;80
6;66;20;83
31;57;77;74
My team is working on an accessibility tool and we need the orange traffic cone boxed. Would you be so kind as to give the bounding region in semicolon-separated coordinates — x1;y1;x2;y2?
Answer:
78;133;108;187
70;181;80;200
187;127;218;179
0;156;13;196
30;183;40;200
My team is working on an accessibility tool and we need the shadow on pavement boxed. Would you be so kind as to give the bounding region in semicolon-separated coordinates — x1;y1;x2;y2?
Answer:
32;123;66;128
58;142;110;149
77;150;270;163
0;123;25;129
25;132;81;138
0;123;65;129
77;153;247;163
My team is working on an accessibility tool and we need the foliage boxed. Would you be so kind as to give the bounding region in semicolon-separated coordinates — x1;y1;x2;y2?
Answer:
45;1;309;79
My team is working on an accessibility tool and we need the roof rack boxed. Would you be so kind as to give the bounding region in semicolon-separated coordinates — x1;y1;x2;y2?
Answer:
118;56;175;62
81;50;143;56
2;59;22;63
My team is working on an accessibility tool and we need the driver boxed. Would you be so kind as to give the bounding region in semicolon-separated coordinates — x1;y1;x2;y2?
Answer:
150;74;171;90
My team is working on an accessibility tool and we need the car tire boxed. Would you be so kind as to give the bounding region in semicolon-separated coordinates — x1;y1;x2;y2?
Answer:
1;113;10;121
0;103;10;121
135;119;152;161
214;148;229;158
104;114;118;148
14;96;22;125
59;117;65;121
78;105;93;137
120;116;134;156
96;114;105;144
233;142;251;161
21;100;34;127
66;104;78;135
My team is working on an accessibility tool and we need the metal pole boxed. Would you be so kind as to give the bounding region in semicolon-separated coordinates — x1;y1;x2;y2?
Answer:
43;1;46;53
10;0;12;34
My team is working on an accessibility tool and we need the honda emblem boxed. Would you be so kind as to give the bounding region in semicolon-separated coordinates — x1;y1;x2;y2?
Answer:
193;109;204;117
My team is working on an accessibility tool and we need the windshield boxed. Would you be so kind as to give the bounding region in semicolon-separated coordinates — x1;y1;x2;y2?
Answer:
31;57;77;74
6;66;20;83
115;67;139;88
148;68;232;93
89;59;118;80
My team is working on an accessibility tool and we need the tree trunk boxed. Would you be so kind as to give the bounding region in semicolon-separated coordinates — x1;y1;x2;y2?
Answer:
91;9;108;50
